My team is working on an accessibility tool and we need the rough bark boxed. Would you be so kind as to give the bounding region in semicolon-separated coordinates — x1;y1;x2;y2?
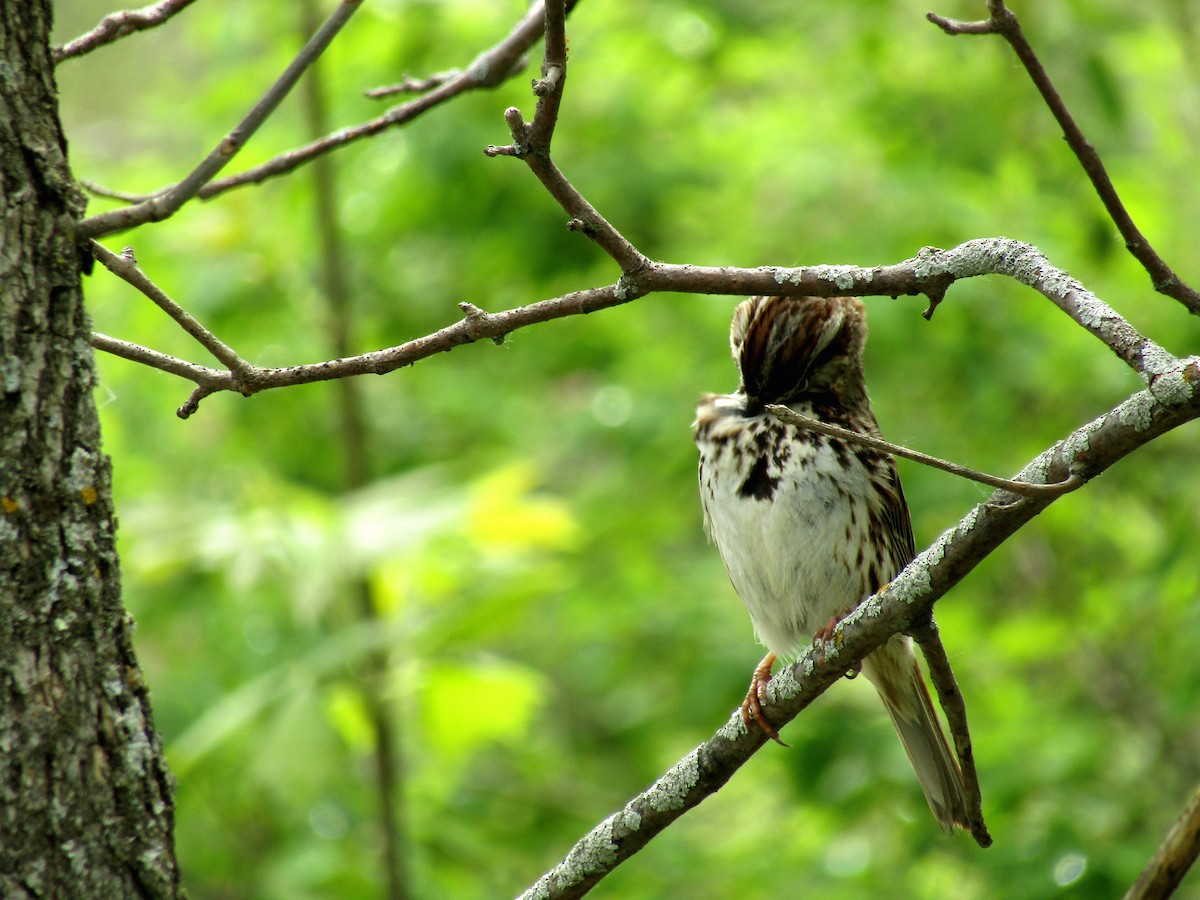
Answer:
0;3;181;896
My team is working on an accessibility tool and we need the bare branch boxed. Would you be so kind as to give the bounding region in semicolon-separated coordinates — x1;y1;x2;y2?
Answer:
75;0;364;239
1124;782;1200;900
54;0;200;63
526;0;568;150
178;384;218;419
187;0;578;200
894;239;1169;376
484;1;648;273
908;617;992;848
89;242;247;373
364;69;466;98
925;10;997;36
520;356;1200;898
501;137;649;273
767;405;1081;498
927;1;1200;315
79;179;153;204
90;333;224;386
88;238;1174;416
91;276;632;417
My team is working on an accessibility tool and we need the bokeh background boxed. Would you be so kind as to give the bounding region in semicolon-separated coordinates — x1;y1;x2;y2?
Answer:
55;1;1200;897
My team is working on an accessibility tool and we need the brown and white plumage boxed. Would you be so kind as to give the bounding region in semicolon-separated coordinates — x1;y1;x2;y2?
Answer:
694;295;967;833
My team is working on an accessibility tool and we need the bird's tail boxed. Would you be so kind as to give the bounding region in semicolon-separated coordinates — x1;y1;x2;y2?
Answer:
863;635;968;833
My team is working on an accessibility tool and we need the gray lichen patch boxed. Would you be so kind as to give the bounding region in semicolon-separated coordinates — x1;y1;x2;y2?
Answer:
1149;356;1200;406
765;663;800;706
891;522;958;605
772;267;806;287
645;748;700;812
1117;390;1156;432
810;264;870;291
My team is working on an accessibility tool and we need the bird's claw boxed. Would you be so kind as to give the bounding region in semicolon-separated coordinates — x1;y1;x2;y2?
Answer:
740;653;789;747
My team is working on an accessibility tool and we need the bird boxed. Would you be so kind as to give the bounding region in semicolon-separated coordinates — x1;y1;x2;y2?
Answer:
693;294;968;832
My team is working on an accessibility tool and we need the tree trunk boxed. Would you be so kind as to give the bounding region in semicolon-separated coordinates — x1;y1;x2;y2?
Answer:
0;3;181;896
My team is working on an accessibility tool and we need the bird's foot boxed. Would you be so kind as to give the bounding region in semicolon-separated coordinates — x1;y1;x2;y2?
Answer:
740;652;789;746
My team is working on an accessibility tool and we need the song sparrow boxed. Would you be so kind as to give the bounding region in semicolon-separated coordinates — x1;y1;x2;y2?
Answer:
693;294;967;832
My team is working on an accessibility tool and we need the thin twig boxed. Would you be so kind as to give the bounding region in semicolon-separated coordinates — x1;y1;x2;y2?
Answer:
89;241;248;374
90;333;224;385
364;70;465;98
79;180;154;204
1124;782;1200;900
908;617;992;848
526;0;568;150
54;0;200;63
765;405;1082;498
485;0;648;274
179;1;574;201
75;0;364;239
927;1;1200;315
490;124;649;274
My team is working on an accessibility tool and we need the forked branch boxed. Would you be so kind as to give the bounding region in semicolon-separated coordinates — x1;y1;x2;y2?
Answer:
520;367;1200;897
76;1;584;207
70;1;1200;895
927;1;1200;314
484;0;647;274
75;0;364;239
89;237;1174;417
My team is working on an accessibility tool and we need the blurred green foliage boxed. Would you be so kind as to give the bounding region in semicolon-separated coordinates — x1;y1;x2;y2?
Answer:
54;0;1200;896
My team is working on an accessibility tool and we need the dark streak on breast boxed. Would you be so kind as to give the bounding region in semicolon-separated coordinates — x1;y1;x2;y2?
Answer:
738;454;778;500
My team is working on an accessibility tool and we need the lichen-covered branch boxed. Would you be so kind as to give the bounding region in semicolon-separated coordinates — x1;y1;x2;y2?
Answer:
89;237;1171;417
520;354;1200;898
